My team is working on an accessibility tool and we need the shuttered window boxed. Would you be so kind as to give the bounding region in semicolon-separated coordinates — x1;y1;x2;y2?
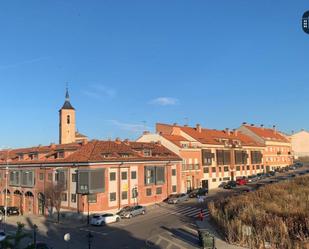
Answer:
202;150;213;165
9;171;20;186
77;169;105;194
235;151;248;165
251;151;262;164
216;150;231;165
145;166;165;185
156;167;165;185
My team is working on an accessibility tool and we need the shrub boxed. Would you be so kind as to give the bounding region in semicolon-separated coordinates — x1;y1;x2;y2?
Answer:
208;176;309;249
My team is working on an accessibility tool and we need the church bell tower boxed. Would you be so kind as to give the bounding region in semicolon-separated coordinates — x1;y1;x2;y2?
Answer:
59;88;76;144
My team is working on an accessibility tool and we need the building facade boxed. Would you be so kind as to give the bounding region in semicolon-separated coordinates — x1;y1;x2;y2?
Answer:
0;140;182;215
289;130;309;159
138;123;265;189
238;123;293;171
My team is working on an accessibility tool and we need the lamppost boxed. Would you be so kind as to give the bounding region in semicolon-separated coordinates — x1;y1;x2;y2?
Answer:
4;148;10;231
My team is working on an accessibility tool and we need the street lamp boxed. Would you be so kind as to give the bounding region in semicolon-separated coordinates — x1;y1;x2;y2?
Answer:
4;148;10;231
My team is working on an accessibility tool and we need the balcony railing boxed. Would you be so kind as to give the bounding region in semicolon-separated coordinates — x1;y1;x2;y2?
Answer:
182;164;200;171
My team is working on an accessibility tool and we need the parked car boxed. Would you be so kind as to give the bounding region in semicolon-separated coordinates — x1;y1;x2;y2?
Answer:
116;206;131;216
223;181;237;189
117;205;146;218
247;175;258;182
167;193;189;204
0;206;20;216
236;178;247;185
188;188;208;198
218;182;227;188
90;213;121;226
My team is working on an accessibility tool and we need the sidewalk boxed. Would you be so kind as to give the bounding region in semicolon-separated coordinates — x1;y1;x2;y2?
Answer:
195;218;247;249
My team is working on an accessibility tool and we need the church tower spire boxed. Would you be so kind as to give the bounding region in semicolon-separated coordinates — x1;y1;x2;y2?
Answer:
59;87;76;144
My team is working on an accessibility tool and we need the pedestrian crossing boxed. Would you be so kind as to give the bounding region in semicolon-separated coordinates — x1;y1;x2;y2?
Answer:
168;205;209;218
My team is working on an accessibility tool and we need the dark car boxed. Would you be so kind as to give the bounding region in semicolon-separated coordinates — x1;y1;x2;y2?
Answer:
188;188;208;198
223;181;237;189
27;242;52;249
0;206;20;216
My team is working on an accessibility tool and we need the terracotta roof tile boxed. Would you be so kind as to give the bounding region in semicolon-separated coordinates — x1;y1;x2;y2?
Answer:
243;125;289;142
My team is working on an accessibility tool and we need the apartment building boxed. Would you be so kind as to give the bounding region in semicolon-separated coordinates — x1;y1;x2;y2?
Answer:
289;130;309;159
138;123;265;189
238;123;293;171
0;140;182;215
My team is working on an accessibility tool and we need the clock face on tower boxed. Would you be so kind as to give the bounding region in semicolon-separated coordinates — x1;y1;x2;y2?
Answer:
302;11;309;34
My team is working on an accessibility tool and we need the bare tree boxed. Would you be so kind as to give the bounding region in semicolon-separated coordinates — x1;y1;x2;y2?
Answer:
45;181;65;223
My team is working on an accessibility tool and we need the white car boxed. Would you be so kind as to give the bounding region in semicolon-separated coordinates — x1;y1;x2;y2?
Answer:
90;213;121;226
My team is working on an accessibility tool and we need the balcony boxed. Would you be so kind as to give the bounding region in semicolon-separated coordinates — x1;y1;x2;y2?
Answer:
182;164;200;171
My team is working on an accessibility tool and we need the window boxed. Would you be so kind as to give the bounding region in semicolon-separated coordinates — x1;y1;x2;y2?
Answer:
121;172;127;180
110;172;116;181
58;151;64;159
72;173;77;182
121;191;128;200
216;150;231;165
203;167;209;174
29;153;38;160
143;149;152;157
256;165;260;170
110;192;116;201
21;170;34;187
212;178;217;182
172;169;176;176
212;167;216;173
223;177;230;181
146;188;152;196
131;171;137;179
39;173;44;181
71;194;76;203
77;169;105;194
132;188;138;198
236;166;241;171
61;193;67;202
235;151;248;165
224;166;229;172
172;185;177;192
242;166;245;171
9;171;20;186
156;187;162;195
48;173;52;181
67;115;70;124
251;151;262;164
144;166;165;185
247;165;250;170
202;150;214;165
18;154;24;161
88;194;97;203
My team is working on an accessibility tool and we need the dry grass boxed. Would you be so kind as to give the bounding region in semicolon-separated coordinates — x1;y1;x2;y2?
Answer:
208;176;309;249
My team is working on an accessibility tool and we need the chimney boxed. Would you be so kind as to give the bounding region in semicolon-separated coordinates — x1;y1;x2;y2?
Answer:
124;139;130;145
82;139;88;145
196;124;201;133
50;143;56;149
273;125;277;133
184;124;188;127
233;129;238;136
251;124;254;126
225;128;230;135
115;137;121;144
143;131;150;135
261;124;264;129
242;122;247;125
173;123;178;126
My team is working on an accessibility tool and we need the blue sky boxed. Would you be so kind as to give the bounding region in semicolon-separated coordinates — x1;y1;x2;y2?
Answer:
0;1;308;148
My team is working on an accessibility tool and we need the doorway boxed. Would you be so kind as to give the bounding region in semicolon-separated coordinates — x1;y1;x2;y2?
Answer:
201;180;208;189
